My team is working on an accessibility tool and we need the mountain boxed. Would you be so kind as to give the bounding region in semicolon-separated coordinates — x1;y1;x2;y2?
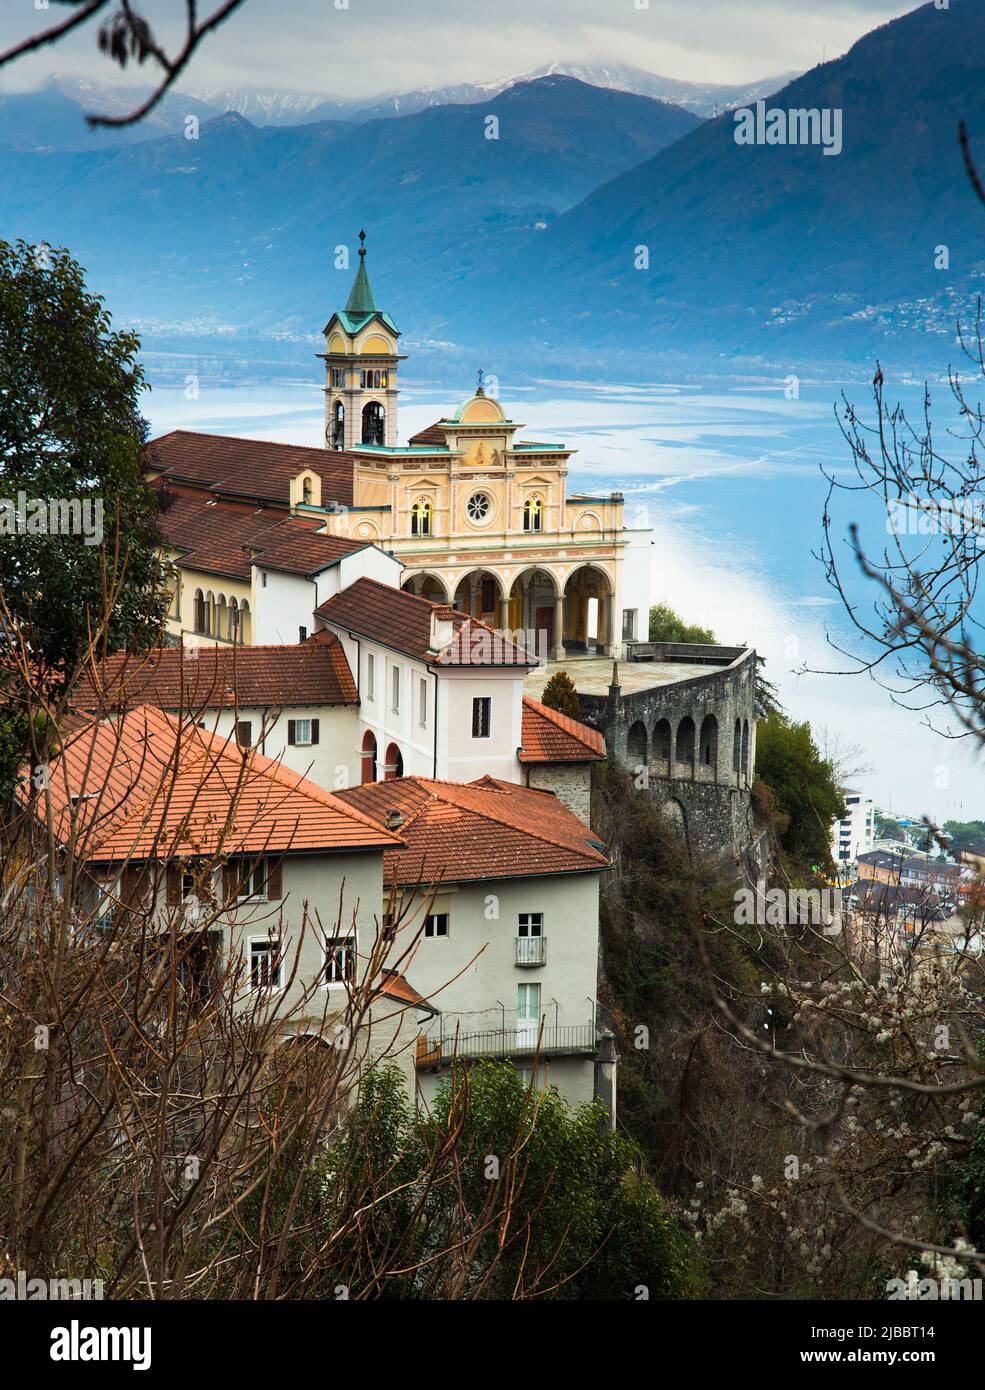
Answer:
0;77;221;151
191;87;362;125
0;63;791;150
348;64;797;122
464;0;985;362
0;77;700;336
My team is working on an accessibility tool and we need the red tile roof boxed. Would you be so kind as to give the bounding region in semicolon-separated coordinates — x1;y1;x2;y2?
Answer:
336;776;608;885
375;969;436;1013
315;577;535;667
31;705;400;864
407;422;448;448
71;634;357;715
147;431;355;508
519;696;605;763
154;487;366;580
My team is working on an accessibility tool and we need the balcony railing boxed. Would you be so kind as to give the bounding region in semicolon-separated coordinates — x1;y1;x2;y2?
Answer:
515;935;546;966
416;1021;596;1068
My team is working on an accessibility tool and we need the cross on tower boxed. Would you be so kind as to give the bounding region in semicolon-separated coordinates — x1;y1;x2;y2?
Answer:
476;367;485;396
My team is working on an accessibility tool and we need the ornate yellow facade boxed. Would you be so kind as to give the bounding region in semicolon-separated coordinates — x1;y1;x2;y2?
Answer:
307;238;650;658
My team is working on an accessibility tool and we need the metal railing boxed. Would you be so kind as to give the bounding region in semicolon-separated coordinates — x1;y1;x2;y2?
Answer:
416;1021;595;1067
515;936;546;966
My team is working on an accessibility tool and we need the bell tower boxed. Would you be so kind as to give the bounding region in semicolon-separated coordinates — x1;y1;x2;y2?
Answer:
320;231;404;451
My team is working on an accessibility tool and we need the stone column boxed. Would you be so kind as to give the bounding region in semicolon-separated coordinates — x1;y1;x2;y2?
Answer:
552;594;566;660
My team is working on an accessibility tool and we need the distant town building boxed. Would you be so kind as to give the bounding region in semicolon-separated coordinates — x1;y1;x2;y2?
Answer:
831;790;875;864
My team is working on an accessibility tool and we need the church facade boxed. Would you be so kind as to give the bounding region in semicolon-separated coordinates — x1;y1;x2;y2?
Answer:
147;235;652;660
302;234;651;659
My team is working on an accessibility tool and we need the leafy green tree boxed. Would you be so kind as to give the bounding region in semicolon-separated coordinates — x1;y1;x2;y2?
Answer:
319;1062;696;1300
943;820;985;852
540;668;581;719
754;711;846;869
648;602;717;645
0;239;167;680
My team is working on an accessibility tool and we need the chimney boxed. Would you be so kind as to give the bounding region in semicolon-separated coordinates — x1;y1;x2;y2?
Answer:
385;809;404;830
429;607;455;653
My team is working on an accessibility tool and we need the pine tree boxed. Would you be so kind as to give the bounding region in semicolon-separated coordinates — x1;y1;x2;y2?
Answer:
540;669;581;719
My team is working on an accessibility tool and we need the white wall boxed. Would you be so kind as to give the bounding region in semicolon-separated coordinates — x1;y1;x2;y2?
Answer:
438;667;526;782
196;705;361;791
617;527;654;652
399;872;601;1111
337;546;402;593
252;570;317;645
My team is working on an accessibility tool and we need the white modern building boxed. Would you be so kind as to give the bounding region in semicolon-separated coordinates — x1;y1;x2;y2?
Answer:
831;790;876;865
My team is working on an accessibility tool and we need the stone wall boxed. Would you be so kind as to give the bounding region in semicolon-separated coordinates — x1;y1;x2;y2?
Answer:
525;762;593;824
582;646;759;864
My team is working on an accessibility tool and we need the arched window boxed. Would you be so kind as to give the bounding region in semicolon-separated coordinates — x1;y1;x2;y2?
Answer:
238;600;251;645
383;741;403;781
411;498;432;536
654;718;672;765
194;589;206;634
361;730;378;784
733;719;742;776
362;402;385;446
627;721;648;766
331;401;345;449
699;715;718;768
229;603;239;643
205;592;215;637
675;716;695;765
216;595;227;640
523;497;543;533
302;477;313;505
741;720;750;780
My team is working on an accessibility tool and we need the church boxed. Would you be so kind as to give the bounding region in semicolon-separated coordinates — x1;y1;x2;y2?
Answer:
146;233;653;660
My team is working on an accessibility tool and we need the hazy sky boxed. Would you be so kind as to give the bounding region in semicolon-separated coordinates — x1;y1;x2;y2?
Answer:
1;0;923;97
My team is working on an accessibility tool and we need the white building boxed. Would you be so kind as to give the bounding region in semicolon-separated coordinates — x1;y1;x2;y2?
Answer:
832;791;876;865
313;575;537;784
337;774;613;1113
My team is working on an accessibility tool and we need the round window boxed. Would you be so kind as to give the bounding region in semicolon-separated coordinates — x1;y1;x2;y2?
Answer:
467;492;491;523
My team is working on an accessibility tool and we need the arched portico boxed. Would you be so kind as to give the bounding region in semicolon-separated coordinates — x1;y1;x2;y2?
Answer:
507;567;561;658
562;566;613;657
401;571;450;604
453;570;505;625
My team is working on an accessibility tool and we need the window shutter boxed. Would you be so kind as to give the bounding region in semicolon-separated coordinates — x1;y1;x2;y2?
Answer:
287;719;297;745
266;858;283;900
310;719;320;745
166;864;181;906
222;863;237;904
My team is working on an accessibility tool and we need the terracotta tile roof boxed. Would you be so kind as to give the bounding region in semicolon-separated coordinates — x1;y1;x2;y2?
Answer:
375;969;437;1013
30;705;401;865
336;776;608;885
154;487;365;581
71;634;358;715
519;696;605;763
147;431;355;508
315;577;535;667
407;422;448;447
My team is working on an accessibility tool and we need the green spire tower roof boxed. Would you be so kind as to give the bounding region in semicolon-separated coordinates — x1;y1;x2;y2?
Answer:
334;230;400;336
345;230;377;315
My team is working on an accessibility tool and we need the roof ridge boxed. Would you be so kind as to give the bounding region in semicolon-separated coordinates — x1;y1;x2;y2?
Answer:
158;430;344;458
